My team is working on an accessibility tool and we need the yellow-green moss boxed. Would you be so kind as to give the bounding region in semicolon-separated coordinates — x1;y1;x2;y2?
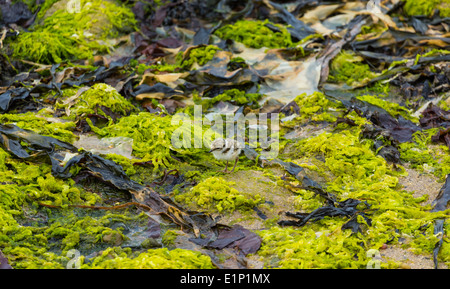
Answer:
357;23;388;40
414;49;450;65
290;188;324;212
0;145;103;268
0;145;213;269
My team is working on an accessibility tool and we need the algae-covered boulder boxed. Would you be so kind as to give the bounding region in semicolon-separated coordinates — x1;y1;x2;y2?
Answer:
10;0;137;64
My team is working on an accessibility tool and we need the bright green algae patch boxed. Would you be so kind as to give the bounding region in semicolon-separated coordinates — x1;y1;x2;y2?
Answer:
175;177;264;213
11;0;137;64
256;121;448;268
257;225;391;268
89;110;211;175
0;111;76;143
56;83;136;121
82;247;215;269
214;19;296;49
328;50;377;86
399;129;450;181
90;112;178;171
356;94;418;123
136;45;221;74
0;108;213;268
181;45;222;69
293;91;343;123
194;88;263;110
0;146;98;268
404;0;450;17
0;143;215;268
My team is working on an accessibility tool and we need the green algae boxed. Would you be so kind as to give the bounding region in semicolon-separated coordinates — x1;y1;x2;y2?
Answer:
261;124;449;268
11;29;93;64
290;91;343;124
357;23;388;40
294;128;396;196
228;56;248;70
292;190;323;212
3;2;450;270
359;81;392;98
135;45;221;75
404;0;450;17
214;19;295;49
136;62;179;75
439;0;450;17
256;225;398;268
83;247;215;269
0;145;99;268
161;229;179;247
437;221;450;266
11;0;137;64
328;50;377;86
180;45;221;69
440;97;450;111
413;49;450;65
0;111;76;143
174;177;264;213
0;138;214;269
194;88;262;110
56;83;136;121
90;111;210;174
89;112;177;172
0;140;168;269
356;94;418;123
399;129;450;181
43;209;139;253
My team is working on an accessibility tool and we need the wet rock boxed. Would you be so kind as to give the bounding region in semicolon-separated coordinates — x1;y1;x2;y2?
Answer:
141;238;162;249
102;231;124;246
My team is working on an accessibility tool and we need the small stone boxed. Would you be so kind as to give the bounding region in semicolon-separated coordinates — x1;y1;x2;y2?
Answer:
102;231;123;246
400;263;411;269
92;55;104;66
380;243;388;250
141;238;162;249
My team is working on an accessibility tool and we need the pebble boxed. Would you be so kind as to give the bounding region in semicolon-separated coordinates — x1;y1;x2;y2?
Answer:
102;231;123;246
380;243;388;250
400;263;411;269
